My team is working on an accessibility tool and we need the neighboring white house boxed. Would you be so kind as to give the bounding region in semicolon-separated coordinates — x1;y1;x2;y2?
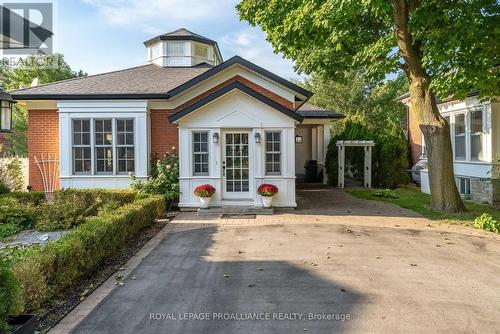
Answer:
402;92;500;206
10;28;344;209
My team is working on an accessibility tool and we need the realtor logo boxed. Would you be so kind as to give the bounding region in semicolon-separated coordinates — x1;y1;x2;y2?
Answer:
0;1;54;56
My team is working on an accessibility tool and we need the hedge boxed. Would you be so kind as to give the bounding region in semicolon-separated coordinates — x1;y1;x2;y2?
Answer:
0;259;22;333
12;195;165;311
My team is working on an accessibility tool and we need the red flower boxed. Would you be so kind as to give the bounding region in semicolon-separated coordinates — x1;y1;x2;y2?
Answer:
257;184;279;197
194;184;216;197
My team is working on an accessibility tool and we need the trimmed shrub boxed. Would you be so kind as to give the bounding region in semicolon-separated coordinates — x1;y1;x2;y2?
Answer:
13;195;165;310
0;197;37;240
0;259;23;333
326;117;409;188
474;213;499;233
1;192;45;206
36;189;137;231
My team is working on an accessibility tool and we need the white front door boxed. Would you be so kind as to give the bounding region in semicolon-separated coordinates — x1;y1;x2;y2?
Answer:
222;131;250;199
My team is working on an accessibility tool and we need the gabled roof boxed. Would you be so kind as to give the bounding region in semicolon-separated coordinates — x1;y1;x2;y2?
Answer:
144;28;217;47
297;103;344;119
167;56;312;100
168;81;304;123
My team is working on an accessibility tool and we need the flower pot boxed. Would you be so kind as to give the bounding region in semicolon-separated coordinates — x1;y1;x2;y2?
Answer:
199;196;212;208
8;315;37;334
261;196;274;208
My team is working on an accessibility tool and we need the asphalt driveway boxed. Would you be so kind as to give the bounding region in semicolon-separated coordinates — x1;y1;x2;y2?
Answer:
69;188;500;334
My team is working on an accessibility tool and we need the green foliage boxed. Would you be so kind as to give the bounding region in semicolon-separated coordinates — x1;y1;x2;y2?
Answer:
474;213;499;233
326;117;409;188
0;157;25;193
0;259;22;333
130;149;180;207
0;197;37;240
301;72;407;134
36;189;137;231
373;189;398;199
12;195;165;311
1;192;45;206
5;105;28;157
237;0;499;100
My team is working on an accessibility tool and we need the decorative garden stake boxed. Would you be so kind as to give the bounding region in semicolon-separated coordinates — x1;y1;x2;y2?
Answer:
257;184;278;207
194;184;216;208
34;153;60;203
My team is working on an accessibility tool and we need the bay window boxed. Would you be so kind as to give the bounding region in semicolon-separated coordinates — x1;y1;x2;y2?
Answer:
72;118;135;175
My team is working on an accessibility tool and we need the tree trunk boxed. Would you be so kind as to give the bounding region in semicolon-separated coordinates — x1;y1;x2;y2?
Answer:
391;0;466;213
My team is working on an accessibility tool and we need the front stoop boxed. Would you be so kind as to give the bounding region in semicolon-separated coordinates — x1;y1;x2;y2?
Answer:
197;206;274;216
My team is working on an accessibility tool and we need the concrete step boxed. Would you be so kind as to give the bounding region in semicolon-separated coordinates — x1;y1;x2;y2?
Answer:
197;206;274;216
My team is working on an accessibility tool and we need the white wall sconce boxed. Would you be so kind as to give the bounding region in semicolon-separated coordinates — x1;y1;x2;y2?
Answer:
295;135;303;144
254;132;261;143
213;132;219;143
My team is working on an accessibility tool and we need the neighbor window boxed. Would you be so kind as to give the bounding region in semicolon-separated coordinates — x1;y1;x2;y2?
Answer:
457;177;471;196
72;119;91;173
454;113;466;160
0;100;12;131
193;132;209;175
72;118;135;175
117;119;135;173
167;42;185;56
265;131;281;175
470;108;484;161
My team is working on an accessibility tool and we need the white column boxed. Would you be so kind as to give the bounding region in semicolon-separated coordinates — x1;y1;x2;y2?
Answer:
323;123;331;184
311;126;317;160
338;144;345;188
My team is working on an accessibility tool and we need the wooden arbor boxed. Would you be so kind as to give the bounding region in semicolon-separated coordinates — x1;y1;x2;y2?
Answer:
336;140;375;188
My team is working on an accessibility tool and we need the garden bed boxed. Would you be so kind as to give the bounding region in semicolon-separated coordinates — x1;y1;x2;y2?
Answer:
0;190;166;333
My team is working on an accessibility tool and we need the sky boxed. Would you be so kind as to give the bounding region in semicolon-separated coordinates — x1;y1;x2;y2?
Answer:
55;0;302;80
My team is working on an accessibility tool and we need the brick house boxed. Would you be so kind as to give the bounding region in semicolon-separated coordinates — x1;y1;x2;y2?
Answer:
401;92;500;206
10;29;343;208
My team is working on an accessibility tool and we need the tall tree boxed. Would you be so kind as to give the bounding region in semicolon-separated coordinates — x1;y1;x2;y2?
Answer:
2;54;86;155
238;0;499;212
301;71;407;132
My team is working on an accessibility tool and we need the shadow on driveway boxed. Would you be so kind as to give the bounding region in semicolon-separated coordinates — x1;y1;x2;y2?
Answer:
71;224;362;334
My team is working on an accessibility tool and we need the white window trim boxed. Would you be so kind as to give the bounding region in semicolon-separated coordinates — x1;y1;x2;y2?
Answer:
71;117;136;176
265;130;282;176
192;130;210;176
469;108;485;162
72;119;92;175
453;111;467;162
116;119;135;175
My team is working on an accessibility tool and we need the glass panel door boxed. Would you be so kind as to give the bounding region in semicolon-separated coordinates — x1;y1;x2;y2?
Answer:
223;132;250;198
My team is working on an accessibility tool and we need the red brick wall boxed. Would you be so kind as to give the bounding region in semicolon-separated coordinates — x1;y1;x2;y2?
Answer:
407;105;423;166
150;75;296;157
28;110;59;191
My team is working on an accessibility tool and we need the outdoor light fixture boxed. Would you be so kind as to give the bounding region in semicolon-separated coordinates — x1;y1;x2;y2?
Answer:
254;132;261;143
213;132;219;143
0;88;14;132
295;135;303;144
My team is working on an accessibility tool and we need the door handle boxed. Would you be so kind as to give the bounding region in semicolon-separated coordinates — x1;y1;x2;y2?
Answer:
222;160;226;176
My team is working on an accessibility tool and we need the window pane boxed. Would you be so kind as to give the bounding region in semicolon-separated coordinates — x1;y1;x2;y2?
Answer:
455;136;466;160
471;109;483;133
455;114;465;135
471;135;483;161
193;132;209;175
265;132;281;175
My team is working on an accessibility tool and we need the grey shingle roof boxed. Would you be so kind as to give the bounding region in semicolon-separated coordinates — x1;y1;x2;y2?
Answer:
10;63;212;99
297;103;344;119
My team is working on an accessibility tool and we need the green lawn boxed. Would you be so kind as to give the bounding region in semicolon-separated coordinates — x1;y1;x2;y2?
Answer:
347;186;500;225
